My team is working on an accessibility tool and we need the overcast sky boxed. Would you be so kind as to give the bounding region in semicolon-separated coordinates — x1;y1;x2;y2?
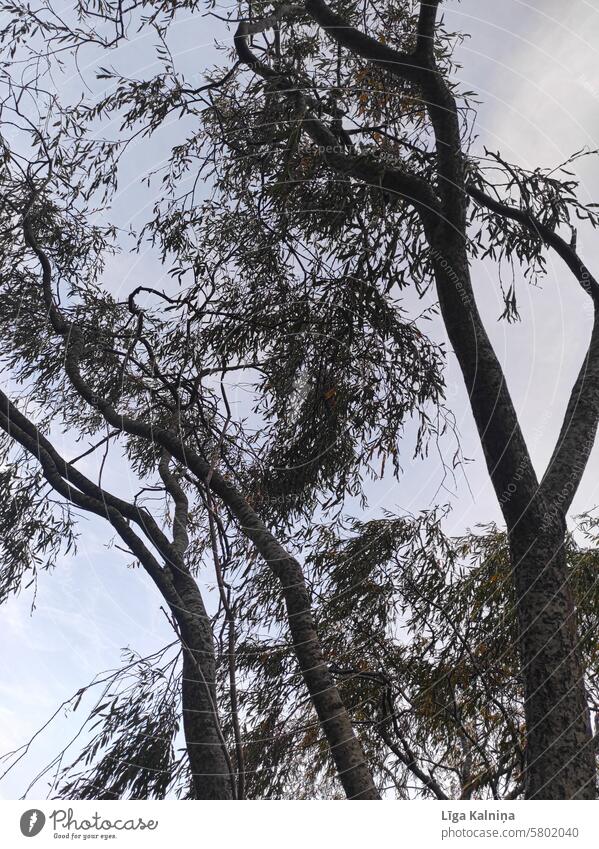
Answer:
2;0;599;798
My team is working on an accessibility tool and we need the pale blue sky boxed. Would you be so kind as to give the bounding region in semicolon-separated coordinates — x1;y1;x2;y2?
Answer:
2;0;599;798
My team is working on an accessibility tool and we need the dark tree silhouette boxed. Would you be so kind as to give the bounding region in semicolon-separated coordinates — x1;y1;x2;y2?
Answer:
0;0;598;799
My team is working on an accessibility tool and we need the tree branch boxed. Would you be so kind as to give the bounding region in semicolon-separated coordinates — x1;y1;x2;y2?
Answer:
21;205;380;801
539;308;599;515
0;398;174;596
234;11;440;215
467;183;599;303
0;389;235;798
303;0;465;223
416;1;442;58
304;0;427;82
468;183;599;514
158;451;190;559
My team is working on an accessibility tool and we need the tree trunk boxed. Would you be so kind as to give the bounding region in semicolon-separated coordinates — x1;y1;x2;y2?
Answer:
510;515;596;799
200;480;380;799
276;556;380;799
180;650;233;799
172;571;234;799
428;238;596;798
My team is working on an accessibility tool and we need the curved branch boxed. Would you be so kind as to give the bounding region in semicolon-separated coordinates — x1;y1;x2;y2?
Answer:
234;10;440;216
0;400;172;596
0;393;234;798
158;451;190;559
304;0;427;82
0;385;183;575
21;207;380;801
467;183;599;303
468;183;599;514
303;0;465;223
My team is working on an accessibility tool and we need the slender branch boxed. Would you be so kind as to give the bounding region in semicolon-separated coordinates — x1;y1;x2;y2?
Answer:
304;0;427;83
205;491;246;800
234;11;440;215
158;450;190;559
540;308;599;514
21;201;380;801
379;725;448;800
467;183;599;303
468;183;599;513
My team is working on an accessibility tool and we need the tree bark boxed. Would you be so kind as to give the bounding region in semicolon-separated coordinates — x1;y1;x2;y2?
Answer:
509;515;595;798
170;570;235;800
275;557;379;799
429;239;596;798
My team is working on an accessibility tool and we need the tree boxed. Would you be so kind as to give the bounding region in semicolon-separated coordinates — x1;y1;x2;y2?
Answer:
211;510;599;799
231;0;599;798
0;0;598;800
6;511;599;800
